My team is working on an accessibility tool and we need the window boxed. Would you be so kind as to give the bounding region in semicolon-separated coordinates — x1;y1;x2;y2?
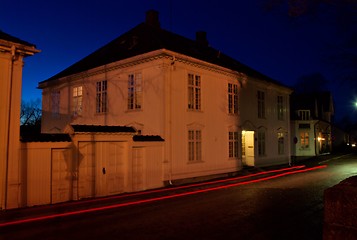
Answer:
51;90;60;118
278;132;284;155
258;129;266;156
298;110;310;120
229;131;239;158
228;83;238;114
73;86;83;116
300;132;309;148
188;130;202;162
96;80;107;113
258;91;265;119
128;73;142;110
241;132;246;157
188;73;201;110
277;95;284;120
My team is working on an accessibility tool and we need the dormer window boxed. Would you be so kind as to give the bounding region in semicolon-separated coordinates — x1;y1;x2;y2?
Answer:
298;110;310;120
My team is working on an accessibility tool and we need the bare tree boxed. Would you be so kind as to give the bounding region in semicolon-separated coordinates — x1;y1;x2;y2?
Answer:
20;98;42;126
294;72;330;93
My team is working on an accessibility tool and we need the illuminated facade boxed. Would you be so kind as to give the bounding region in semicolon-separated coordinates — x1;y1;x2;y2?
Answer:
0;32;39;209
39;10;292;185
290;92;334;157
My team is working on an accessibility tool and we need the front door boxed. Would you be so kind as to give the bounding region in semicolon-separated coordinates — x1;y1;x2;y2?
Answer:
242;131;255;166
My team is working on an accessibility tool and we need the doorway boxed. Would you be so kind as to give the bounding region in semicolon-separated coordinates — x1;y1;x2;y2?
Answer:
242;131;255;166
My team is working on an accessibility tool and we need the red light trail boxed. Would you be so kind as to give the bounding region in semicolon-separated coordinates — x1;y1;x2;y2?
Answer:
0;164;326;228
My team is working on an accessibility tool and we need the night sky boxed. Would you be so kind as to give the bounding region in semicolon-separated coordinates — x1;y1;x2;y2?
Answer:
2;0;356;122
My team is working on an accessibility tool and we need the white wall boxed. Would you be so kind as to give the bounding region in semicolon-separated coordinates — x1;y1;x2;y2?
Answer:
20;134;164;207
240;77;292;167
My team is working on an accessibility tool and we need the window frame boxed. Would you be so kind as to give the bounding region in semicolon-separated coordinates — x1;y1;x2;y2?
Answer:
228;131;239;159
51;90;60;118
96;80;107;113
300;131;309;148
72;86;83;116
277;95;284;120
258;90;265;119
188;73;201;111
128;73;142;111
258;128;266;156
188;129;202;162
277;132;284;155
298;110;310;121
228;83;238;114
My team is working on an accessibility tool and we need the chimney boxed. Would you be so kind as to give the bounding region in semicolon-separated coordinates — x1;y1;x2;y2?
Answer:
196;31;208;47
146;10;160;28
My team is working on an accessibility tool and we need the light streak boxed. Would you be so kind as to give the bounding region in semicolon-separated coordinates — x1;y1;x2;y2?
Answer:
0;164;326;227
40;164;307;208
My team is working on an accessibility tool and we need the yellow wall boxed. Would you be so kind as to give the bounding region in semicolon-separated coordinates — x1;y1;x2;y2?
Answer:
0;40;39;209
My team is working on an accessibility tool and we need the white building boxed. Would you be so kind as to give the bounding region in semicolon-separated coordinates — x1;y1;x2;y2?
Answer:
39;10;292;186
290;92;334;158
0;31;40;209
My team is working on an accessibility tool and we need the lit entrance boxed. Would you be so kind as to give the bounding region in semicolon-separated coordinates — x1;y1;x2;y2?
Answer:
242;131;255;166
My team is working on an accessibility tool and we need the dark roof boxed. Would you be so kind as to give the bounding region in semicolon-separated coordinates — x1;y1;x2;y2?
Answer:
0;31;36;47
21;134;72;143
290;91;334;120
39;13;285;87
133;135;164;142
71;124;136;133
20;124;71;142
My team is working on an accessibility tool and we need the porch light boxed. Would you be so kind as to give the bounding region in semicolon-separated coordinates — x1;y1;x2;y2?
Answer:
317;137;325;142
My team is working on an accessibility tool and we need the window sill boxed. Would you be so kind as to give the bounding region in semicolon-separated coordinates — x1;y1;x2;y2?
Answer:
187;160;204;164
187;109;203;113
126;109;142;113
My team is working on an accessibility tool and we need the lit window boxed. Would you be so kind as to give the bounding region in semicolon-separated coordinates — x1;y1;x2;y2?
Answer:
258;91;265;119
229;131;239;158
96;80;107;113
188;73;201;110
73;86;83;116
188;130;202;162
128;73;142;110
300;132;309;148
228;83;238;114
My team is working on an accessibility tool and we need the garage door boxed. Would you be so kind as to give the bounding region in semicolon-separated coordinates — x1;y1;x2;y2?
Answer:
78;141;125;199
51;148;72;204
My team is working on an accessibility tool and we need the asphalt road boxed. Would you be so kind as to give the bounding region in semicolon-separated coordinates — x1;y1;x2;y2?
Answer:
1;153;356;240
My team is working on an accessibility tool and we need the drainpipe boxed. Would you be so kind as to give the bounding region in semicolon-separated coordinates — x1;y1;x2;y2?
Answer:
4;45;16;209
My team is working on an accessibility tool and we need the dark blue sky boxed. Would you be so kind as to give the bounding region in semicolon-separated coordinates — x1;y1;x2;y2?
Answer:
2;0;354;120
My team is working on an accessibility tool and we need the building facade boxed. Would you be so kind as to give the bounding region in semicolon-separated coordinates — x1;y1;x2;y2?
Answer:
39;10;292;185
0;31;40;209
290;92;334;158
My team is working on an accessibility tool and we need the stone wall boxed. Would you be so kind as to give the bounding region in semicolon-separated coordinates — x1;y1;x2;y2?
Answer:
324;176;357;239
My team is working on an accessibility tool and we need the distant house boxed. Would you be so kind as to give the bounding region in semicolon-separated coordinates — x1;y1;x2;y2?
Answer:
0;31;40;209
290;91;334;158
38;10;292;188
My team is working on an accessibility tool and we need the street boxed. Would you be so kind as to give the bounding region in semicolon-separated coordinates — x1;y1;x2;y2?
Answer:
1;153;357;240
